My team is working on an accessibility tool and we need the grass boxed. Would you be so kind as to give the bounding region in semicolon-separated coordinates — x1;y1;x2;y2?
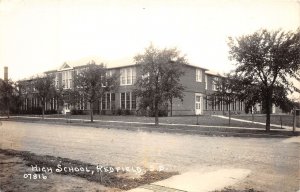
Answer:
65;114;282;129
8;113;295;129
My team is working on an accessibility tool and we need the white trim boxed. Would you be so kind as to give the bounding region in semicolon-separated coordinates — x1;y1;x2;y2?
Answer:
120;93;122;109
195;93;203;115
59;62;73;71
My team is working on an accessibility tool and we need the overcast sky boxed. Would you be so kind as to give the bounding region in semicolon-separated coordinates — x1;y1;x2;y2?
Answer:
0;0;299;93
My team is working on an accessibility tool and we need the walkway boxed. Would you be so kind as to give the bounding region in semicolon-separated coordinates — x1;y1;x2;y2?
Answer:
212;115;300;132
128;168;251;192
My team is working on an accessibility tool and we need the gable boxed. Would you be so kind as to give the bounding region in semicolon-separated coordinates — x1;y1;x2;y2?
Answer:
59;62;72;71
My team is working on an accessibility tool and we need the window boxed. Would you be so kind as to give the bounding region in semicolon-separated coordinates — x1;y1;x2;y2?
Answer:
126;68;132;85
121;93;126;109
126;92;130;109
205;75;208;89
212;77;218;91
196;69;202;82
62;71;72;89
216;97;220;111
233;99;237;111
205;96;208;110
107;93;111;110
53;74;59;88
106;70;113;77
120;92;136;110
195;96;201;109
68;71;72;88
211;96;215;110
111;93;115;110
120;67;136;85
131;93;136;109
79;97;86;110
101;93;115;110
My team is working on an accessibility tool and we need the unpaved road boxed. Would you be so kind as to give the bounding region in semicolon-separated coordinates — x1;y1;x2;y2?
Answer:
0;121;299;192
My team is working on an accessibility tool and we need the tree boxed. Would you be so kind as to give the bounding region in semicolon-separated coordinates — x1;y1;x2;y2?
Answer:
10;81;25;114
164;60;185;117
134;45;186;125
209;73;240;126
74;62;118;123
0;79;14;118
33;74;56;119
236;77;262;114
228;28;300;131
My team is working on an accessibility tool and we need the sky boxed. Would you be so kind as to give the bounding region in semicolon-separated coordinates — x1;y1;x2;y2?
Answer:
0;0;299;98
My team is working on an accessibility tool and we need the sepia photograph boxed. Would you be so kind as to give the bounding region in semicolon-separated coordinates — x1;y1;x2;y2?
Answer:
0;0;299;191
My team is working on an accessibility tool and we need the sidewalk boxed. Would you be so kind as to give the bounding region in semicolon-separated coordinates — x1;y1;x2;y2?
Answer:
213;115;300;132
128;168;251;192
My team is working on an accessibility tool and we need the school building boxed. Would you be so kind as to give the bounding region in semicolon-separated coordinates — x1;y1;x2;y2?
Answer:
20;61;246;116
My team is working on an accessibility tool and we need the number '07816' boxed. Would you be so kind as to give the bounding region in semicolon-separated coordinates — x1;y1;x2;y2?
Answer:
23;173;47;180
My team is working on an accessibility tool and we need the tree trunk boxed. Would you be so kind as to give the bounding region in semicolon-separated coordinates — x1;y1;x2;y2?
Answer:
155;102;159;126
170;98;173;117
252;110;254;124
264;87;274;132
265;98;271;132
42;103;45;120
90;102;94;123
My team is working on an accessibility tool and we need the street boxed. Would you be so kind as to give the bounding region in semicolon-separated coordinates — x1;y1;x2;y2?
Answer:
0;121;299;192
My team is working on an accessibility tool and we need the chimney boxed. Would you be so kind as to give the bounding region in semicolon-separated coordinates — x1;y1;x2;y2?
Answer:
4;66;8;81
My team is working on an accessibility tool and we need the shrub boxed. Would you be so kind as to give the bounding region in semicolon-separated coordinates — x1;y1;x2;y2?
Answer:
70;109;84;115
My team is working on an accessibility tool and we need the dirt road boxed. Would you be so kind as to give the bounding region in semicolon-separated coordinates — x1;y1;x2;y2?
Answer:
0;121;299;192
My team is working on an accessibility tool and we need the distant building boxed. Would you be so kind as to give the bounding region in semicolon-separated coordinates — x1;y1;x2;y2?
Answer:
4;66;8;82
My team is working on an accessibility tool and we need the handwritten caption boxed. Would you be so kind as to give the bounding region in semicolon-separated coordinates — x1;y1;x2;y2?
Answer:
24;164;167;180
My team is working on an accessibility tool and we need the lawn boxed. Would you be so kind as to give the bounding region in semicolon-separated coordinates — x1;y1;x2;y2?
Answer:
64;114;277;129
11;113;296;130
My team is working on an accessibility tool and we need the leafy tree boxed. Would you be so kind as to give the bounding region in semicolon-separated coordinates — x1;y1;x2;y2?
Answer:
228;28;300;131
134;45;186;125
271;85;296;113
209;73;240;126
10;81;26;114
33;74;56;119
53;83;80;114
0;79;14;118
61;89;80;111
236;77;262;115
163;60;185;117
74;62;118;122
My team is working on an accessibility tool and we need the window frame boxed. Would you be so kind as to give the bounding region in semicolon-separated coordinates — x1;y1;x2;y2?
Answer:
196;69;202;82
